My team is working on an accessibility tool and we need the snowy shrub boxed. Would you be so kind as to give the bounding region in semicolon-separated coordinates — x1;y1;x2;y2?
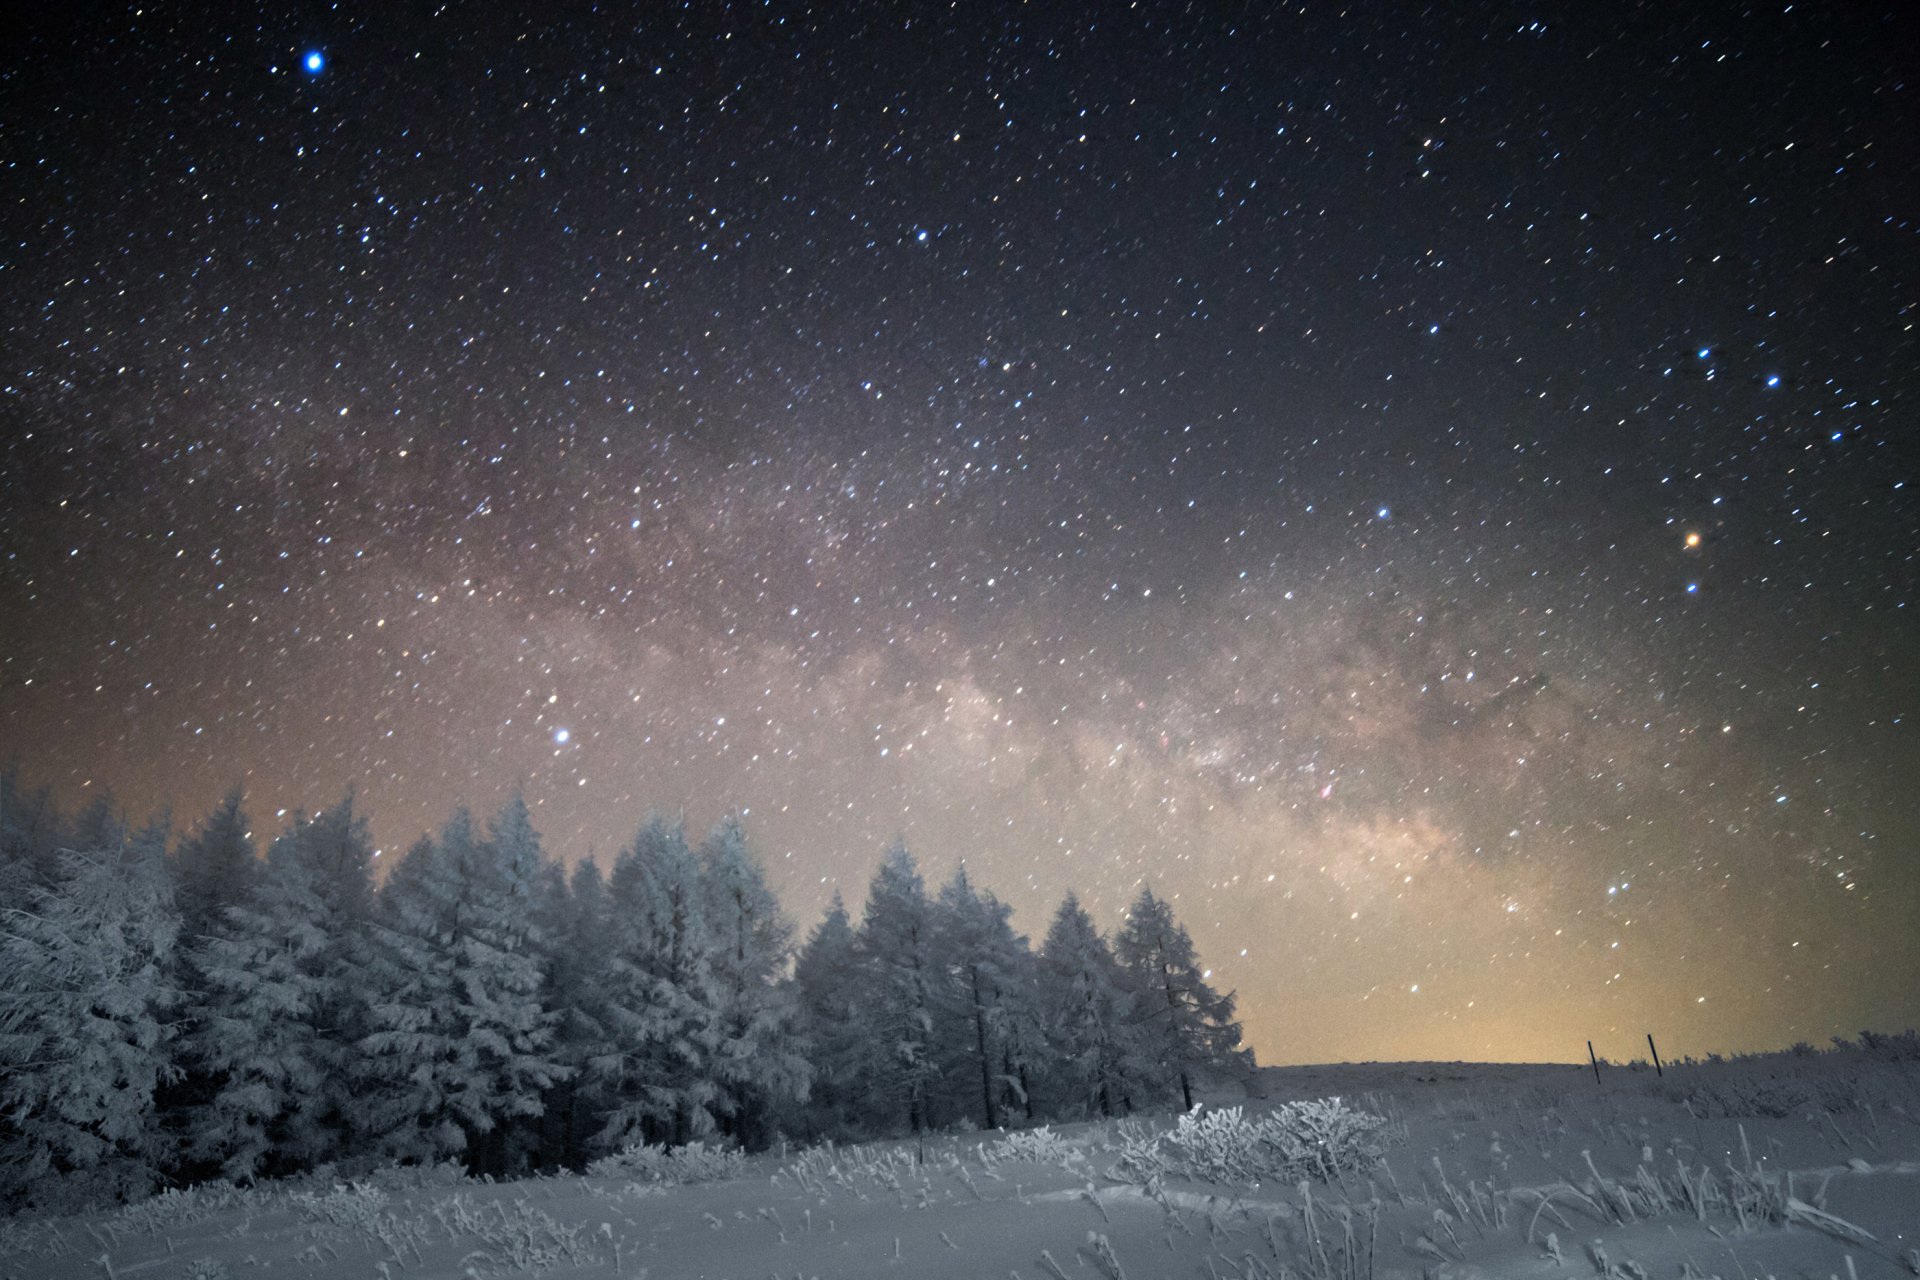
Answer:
358;1157;478;1191
115;1181;269;1233
585;1139;744;1185
288;1181;393;1231
1105;1119;1169;1184
1267;1095;1395;1180
1164;1106;1270;1183
985;1125;1078;1165
1120;1098;1393;1186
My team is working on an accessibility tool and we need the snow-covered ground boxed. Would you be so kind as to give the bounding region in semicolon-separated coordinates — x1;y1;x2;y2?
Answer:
4;1051;1915;1280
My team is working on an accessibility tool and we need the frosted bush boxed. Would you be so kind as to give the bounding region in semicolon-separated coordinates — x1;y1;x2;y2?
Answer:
585;1139;744;1185
116;1181;267;1233
1268;1095;1395;1180
359;1157;477;1191
288;1182;392;1231
1115;1098;1392;1186
1106;1119;1168;1184
1166;1107;1270;1184
986;1125;1078;1164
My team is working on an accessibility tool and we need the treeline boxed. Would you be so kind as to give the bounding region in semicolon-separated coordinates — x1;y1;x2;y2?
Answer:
0;772;1249;1213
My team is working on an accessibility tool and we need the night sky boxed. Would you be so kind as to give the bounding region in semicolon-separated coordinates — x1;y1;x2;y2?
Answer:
4;2;1916;1066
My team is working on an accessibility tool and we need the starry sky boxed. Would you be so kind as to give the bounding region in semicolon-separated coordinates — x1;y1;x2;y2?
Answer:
4;2;1916;1066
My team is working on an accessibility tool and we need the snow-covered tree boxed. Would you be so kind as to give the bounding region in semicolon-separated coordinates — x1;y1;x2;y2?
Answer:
0;767;63;893
0;821;180;1211
790;893;862;1137
594;815;719;1149
357;800;564;1174
1037;894;1144;1119
170;787;256;942
697;815;808;1146
930;866;1036;1131
852;840;941;1133
1114;886;1250;1109
185;795;374;1181
534;854;611;1167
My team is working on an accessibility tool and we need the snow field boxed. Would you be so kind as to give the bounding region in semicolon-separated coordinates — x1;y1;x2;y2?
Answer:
3;1048;1916;1280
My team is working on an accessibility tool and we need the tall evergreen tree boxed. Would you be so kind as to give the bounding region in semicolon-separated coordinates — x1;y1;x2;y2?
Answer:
594;816;719;1149
536;854;611;1167
357;801;564;1174
0;766;63;893
852;840;940;1133
163;790;257;1179
930;867;1035;1131
697;815;808;1146
0;821;180;1211
790;893;862;1137
186;794;374;1180
1037;894;1144;1119
170;787;256;942
1114;887;1250;1110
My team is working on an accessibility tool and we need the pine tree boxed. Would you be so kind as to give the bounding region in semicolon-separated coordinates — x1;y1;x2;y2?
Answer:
930;867;1035;1131
852;840;940;1133
162;791;257;1181
1114;887;1251;1111
790;893;861;1137
594;815;719;1149
0;766;63;893
697;815;808;1146
357;801;564;1174
478;793;568;1171
536;854;611;1168
170;787;256;943
1037;894;1143;1119
186;795;374;1180
0;821;180;1211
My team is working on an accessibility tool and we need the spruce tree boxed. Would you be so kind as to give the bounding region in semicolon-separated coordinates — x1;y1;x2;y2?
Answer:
0;766;63;892
790;893;862;1137
930;867;1034;1130
697;815;808;1146
170;787;256;942
358;802;564;1174
187;795;374;1180
1037;894;1143;1119
594;815;719;1149
537;855;611;1167
852;840;940;1133
0;822;180;1211
1114;886;1250;1110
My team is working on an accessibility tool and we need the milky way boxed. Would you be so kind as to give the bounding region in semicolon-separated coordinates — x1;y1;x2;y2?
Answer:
3;2;1916;1063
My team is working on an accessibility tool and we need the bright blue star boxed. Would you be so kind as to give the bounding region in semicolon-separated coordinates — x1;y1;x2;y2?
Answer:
1696;347;1711;359
1685;582;1699;594
553;727;570;745
303;50;325;74
1766;374;1781;388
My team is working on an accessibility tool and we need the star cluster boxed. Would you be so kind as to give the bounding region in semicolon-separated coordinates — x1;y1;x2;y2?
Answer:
3;2;1916;1063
